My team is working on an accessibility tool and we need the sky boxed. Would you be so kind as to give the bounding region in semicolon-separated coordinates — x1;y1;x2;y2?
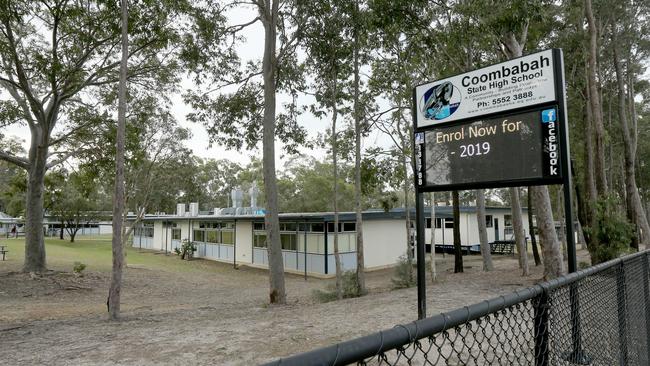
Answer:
1;4;394;169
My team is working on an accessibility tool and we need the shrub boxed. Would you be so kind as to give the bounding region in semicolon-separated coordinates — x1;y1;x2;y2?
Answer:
73;262;86;276
178;239;197;260
313;271;362;303
392;254;416;289
578;261;590;270
585;197;634;264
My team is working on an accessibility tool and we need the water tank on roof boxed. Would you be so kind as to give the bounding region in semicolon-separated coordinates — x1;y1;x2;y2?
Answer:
231;188;244;208
176;203;186;217
189;202;199;217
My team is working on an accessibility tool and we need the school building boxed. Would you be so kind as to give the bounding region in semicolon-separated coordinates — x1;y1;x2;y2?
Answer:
130;202;531;277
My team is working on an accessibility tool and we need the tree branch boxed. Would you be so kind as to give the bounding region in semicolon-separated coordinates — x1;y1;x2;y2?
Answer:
0;150;29;170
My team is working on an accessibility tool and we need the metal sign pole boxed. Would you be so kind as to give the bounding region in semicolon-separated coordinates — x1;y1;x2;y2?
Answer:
555;49;591;365
416;192;426;319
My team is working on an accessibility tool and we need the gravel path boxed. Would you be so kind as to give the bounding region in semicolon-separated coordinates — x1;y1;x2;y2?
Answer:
0;250;583;365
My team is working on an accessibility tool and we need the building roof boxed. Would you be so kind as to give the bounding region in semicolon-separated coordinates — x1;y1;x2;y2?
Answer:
137;205;524;223
0;212;19;224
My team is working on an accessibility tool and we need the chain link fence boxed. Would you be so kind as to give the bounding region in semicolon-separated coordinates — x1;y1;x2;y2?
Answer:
264;250;650;366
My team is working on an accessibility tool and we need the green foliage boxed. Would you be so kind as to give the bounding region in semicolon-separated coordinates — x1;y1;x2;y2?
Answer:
73;261;87;275
585;197;635;264
391;255;416;289
312;271;363;303
177;239;197;260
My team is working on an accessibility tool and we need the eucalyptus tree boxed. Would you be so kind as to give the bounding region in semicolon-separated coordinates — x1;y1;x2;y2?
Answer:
296;0;355;299
368;0;433;273
478;0;562;278
184;1;307;304
610;0;650;249
0;0;201;273
49;168;106;243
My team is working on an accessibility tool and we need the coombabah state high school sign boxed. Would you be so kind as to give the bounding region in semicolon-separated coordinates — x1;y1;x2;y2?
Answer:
412;49;569;192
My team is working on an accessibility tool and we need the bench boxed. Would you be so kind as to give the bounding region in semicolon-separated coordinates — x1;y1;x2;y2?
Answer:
490;241;516;255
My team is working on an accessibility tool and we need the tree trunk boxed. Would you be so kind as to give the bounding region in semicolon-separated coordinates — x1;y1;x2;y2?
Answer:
352;12;366;295
23;136;48;273
585;0;608;195
501;31;558;277
527;188;541;266
331;77;342;300
613;45;650;250
429;193;437;281
509;187;529;276
59;221;64;240
108;0;128;320
556;186;567;261
532;186;565;279
452;190;463;273
582;79;597;247
476;189;493;271
260;0;286;304
403;149;413;283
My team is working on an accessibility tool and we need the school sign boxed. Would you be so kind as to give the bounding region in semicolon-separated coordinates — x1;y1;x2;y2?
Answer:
412;49;569;191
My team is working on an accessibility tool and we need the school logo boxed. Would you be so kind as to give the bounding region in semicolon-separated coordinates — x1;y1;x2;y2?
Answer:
421;81;461;120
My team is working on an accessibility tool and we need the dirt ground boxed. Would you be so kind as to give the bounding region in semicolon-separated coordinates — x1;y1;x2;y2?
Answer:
0;248;591;366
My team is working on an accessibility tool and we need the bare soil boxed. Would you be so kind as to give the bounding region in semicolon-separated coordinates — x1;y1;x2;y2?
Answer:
0;250;589;366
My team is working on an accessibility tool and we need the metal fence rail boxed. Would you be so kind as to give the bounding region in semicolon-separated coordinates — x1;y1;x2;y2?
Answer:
264;250;650;366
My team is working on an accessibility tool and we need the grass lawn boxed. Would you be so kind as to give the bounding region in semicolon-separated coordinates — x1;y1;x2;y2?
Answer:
0;235;221;274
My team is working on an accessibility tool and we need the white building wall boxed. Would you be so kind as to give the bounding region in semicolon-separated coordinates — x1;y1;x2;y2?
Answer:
236;221;253;264
362;219;406;268
99;222;113;235
177;220;190;241
153;221;164;250
422;210;532;246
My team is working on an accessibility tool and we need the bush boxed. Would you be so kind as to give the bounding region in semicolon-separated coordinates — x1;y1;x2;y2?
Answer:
391;254;416;289
177;239;197;260
73;261;86;276
313;271;362;303
585;197;635;264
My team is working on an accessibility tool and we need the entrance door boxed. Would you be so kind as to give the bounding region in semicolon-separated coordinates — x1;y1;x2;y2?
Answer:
494;218;500;241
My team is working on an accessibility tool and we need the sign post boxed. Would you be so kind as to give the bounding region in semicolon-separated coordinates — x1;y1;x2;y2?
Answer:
412;51;580;343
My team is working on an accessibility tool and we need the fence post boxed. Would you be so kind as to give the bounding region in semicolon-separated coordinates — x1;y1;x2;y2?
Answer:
616;262;628;365
642;253;650;365
563;281;591;364
534;291;549;366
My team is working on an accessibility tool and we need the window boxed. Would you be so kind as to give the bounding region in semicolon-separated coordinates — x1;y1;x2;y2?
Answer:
426;218;431;228
435;218;443;228
444;218;454;229
280;233;297;250
171;229;181;240
310;223;324;232
253;222;265;231
206;230;219;243
280;222;297;232
327;222;347;233
221;230;234;245
254;233;267;248
193;230;205;242
504;215;512;227
486;215;493;228
343;222;356;232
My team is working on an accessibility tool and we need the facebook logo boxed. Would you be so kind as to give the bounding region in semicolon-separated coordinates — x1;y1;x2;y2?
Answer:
541;108;557;123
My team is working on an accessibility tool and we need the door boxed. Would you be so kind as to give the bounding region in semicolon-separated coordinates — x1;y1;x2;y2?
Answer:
494;218;500;241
